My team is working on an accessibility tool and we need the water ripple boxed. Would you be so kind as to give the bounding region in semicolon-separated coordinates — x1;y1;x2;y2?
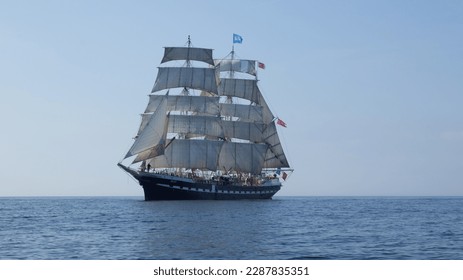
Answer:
0;196;462;259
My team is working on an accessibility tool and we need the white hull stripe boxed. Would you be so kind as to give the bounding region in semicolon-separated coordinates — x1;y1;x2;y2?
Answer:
156;183;276;195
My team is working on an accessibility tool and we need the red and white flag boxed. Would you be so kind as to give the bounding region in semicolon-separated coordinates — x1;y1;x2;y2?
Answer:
258;62;265;69
276;118;287;128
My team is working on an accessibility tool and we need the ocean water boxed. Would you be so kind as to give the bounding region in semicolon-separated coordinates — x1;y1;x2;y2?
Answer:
0;196;462;260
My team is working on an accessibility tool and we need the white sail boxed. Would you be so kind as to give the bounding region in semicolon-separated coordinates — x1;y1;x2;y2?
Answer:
218;142;268;174
152;67;218;94
136;113;151;137
219;78;262;104
145;153;169;168
262;122;290;168
168;115;223;138
146;96;264;122
257;94;275;124
125;98;168;158
221;120;265;142
148;139;223;171
168;115;265;142
145;95;220;115
215;59;256;76
161;47;214;65
219;103;263;122
133;147;164;163
147;140;267;174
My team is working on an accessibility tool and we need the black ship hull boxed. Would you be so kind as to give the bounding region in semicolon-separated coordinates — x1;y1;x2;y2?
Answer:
139;174;280;200
118;164;281;200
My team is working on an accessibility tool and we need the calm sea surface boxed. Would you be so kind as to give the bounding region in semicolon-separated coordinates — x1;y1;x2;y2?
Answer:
0;196;462;260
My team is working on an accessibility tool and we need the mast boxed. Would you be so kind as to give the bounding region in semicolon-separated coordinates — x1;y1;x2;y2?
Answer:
179;35;192;173
186;35;191;67
225;44;235;106
182;35;192;96
179;35;192;143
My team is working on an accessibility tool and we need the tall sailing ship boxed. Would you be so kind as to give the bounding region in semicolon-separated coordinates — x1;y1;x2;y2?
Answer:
118;36;292;200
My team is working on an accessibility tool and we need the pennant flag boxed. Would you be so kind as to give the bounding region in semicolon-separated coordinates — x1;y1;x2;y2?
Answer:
233;33;243;44
258;62;266;69
277;118;287;128
282;172;288;181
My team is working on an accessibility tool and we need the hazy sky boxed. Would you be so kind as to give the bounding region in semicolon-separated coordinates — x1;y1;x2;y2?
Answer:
1;0;462;196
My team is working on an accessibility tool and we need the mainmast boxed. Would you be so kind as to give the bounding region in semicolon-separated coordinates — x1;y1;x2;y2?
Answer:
225;44;235;105
182;35;192;96
185;35;192;68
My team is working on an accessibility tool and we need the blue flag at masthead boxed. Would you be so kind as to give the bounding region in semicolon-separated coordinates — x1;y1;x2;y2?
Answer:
233;33;243;44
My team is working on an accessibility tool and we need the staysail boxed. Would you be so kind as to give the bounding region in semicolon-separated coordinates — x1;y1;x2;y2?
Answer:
125;98;168;158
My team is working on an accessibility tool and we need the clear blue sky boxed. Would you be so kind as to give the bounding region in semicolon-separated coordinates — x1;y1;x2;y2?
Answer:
1;0;462;196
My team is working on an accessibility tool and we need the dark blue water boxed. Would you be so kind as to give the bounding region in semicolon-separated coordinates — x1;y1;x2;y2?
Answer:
0;196;462;259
